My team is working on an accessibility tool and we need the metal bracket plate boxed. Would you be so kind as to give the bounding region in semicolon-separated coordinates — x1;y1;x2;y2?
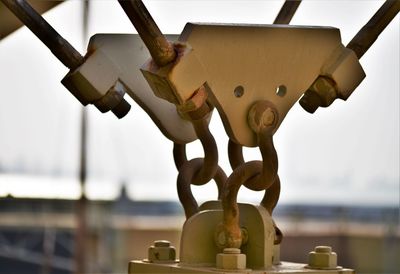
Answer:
84;34;201;144
179;23;361;147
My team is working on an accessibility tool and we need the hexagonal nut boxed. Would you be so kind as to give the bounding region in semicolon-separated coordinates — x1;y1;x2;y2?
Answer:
308;250;337;269
216;249;246;270
148;243;176;263
321;46;365;100
303;76;338;108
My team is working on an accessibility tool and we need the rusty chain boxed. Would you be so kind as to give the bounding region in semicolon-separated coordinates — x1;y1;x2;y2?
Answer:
228;139;283;244
174;102;227;219
216;101;282;248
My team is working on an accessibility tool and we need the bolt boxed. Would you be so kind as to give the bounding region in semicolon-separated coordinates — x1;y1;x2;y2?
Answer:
261;108;275;127
248;101;278;133
299;76;338;114
216;231;226;247
315;246;332;253
154;240;171;248
148;240;176;263
223;248;240;254
216;248;246;270
307;245;339;270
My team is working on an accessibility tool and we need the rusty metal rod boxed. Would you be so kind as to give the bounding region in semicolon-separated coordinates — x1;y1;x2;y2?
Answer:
190;118;219;185
273;0;302;24
347;0;400;59
173;143;187;170
227;139;244;170
0;0;84;69
118;0;176;67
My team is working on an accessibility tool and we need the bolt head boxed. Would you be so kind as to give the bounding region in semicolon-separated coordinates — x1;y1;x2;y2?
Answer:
315;246;332;253
308;246;337;269
223;248;240;254
248;102;278;133
154;240;171;248
216;251;246;270
148;240;176;263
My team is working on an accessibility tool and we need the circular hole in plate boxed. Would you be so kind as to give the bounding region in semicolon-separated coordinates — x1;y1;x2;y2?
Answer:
276;85;287;97
234;85;244;98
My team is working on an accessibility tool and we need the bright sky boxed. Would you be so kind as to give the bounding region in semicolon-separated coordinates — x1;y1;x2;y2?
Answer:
0;1;398;206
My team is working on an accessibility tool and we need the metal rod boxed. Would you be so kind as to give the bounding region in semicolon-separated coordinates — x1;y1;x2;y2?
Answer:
347;0;400;59
273;0;302;24
227;139;244;170
0;0;84;69
118;0;176;67
75;87;88;274
74;2;90;273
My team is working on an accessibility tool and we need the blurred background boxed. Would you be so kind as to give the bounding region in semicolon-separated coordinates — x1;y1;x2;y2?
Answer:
0;0;399;273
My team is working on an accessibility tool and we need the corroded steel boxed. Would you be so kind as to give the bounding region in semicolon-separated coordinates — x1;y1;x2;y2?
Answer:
228;139;281;214
227;139;244;170
273;0;302;24
0;0;84;69
1;0;130;118
222;102;280;248
228;139;282;244
174;106;227;219
118;0;176;67
190;117;219;185
177;157;227;219
299;0;399;113
347;0;400;59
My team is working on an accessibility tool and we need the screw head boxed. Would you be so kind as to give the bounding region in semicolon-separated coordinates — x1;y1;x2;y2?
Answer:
148;240;176;263
315;246;332;253
154;240;171;248
248;101;279;134
307;245;339;270
216;249;246;270
223;248;241;254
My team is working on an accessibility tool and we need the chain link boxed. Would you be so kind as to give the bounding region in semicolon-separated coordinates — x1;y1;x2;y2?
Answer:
174;107;227;219
174;100;281;245
219;101;282;248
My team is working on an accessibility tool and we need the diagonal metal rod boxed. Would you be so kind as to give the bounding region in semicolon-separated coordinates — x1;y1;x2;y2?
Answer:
273;0;302;24
0;0;84;69
2;0;130;118
118;0;176;67
347;0;400;59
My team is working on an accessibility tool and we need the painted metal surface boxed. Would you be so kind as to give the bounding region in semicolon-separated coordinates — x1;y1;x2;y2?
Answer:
178;23;364;147
66;34;203;144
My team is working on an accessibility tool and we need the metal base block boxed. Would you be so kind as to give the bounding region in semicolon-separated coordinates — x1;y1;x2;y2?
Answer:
129;260;354;274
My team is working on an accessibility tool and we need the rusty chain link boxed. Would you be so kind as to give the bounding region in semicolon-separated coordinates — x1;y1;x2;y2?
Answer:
174;104;227;219
217;101;282;248
228;139;283;244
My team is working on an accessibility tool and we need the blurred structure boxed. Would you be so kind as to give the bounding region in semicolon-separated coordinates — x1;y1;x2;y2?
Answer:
0;0;62;39
0;1;398;274
0;189;399;273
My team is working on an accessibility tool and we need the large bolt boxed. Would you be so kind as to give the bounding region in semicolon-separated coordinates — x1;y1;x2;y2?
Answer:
299;76;337;113
216;248;246;270
248;101;279;134
307;245;339;270
148;240;176;263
